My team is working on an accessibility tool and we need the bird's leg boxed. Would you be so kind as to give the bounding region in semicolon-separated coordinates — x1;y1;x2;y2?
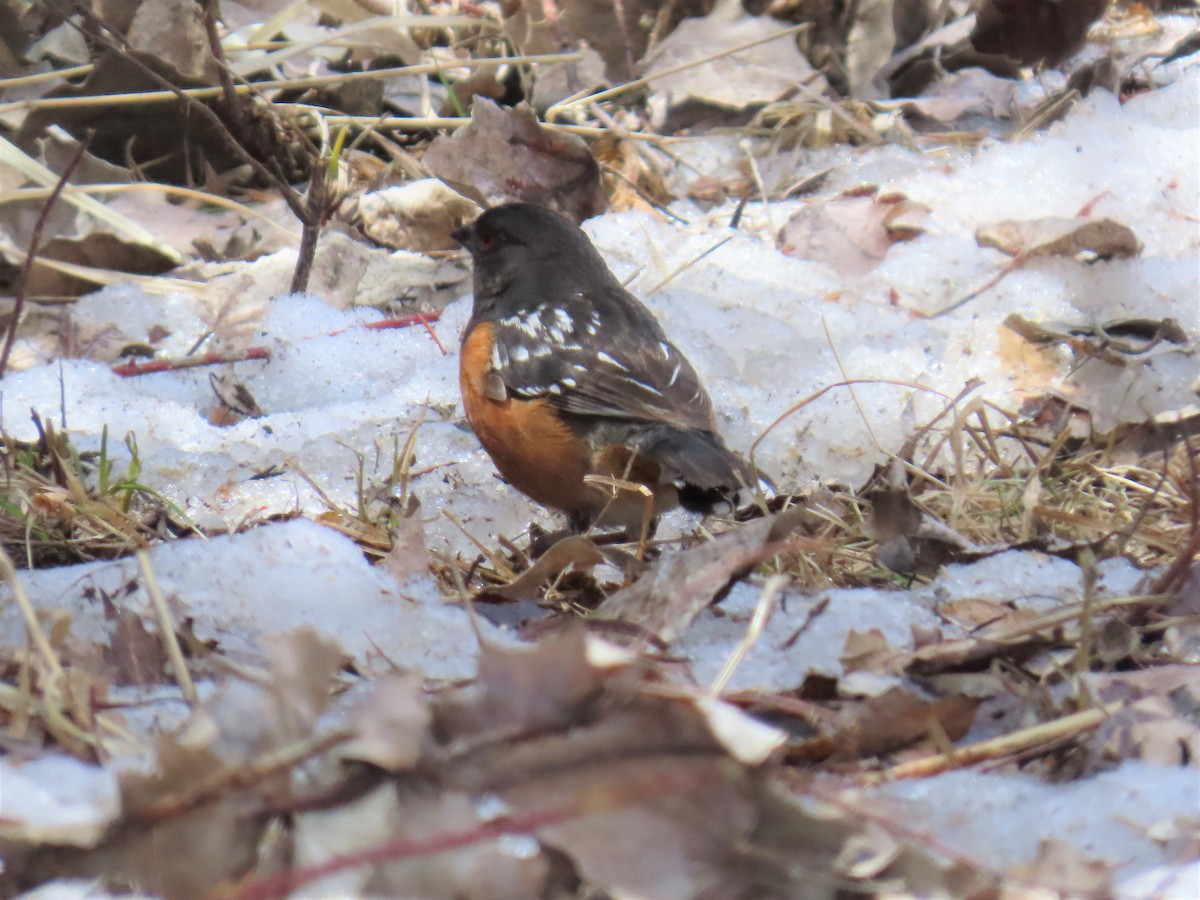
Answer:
583;474;657;560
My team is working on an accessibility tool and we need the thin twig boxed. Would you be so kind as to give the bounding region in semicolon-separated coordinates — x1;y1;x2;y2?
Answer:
749;379;954;477
546;24;811;120
133;726;354;824
821;312;881;452
112;347;270;377
931;255;1025;318
0;135;90;379
0;55;584;117
644;235;733;295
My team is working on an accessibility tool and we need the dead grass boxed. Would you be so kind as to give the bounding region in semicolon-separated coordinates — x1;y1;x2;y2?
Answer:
0;417;194;567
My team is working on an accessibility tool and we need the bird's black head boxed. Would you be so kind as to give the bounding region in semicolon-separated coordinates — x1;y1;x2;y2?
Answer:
454;203;615;311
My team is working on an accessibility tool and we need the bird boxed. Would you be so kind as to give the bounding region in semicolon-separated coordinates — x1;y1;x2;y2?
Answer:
969;0;1111;68
454;202;759;538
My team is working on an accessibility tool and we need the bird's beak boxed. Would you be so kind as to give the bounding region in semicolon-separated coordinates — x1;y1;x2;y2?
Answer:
451;222;474;249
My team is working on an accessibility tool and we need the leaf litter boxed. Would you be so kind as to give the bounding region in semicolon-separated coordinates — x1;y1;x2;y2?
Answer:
0;0;1198;896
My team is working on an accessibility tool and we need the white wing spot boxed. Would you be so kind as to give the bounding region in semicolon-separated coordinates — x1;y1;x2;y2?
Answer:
630;379;663;396
490;344;503;370
658;341;672;358
562;376;577;387
668;362;682;386
547;383;562;394
511;344;529;363
532;344;554;358
596;351;628;371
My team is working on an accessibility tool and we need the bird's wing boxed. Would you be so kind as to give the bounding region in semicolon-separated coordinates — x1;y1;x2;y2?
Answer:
485;290;717;433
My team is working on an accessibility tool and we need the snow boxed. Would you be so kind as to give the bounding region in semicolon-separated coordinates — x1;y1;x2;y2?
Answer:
675;551;1150;693
0;518;502;680
873;762;1200;891
3;69;1197;550
0;42;1196;895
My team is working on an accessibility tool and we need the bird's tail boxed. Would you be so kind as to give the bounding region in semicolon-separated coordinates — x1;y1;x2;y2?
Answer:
640;427;771;514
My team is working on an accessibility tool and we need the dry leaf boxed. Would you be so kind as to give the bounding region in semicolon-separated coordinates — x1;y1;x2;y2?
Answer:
845;0;896;98
377;506;433;585
778;187;930;276
23;233;177;300
341;673;429;771
839;628;891;673
17;51;250;183
977;216;1143;259
503;0;657;85
1009;838;1113;894
125;0;216;81
423;99;606;224
489;535;643;601
642;0;824;110
596;513;800;643
878;67;1016;122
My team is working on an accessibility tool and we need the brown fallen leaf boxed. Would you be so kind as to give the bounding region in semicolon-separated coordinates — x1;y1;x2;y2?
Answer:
499;0;610;110
779;671;980;762
17;51;239;184
124;0;217;81
23;233;179;301
642;0;824;110
845;0;896;98
593;134;673;214
1011;838;1113;895
340;673;429;772
977;216;1142;259
488;535;644;601
1084;666;1200;767
502;0;658;85
839;628;892;673
1003;312;1189;370
18;628;346;896
595;513;802;643
423;99;607;224
778;187;930;276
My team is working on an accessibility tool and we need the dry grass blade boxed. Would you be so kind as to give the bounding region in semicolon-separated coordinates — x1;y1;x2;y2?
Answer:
228;15;494;77
709;574;788;696
0;137;182;263
0;55;584;117
0;545;65;683
0;246;204;296
0;183;300;243
137;550;197;707
870;700;1124;782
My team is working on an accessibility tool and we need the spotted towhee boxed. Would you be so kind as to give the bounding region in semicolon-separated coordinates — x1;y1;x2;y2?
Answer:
454;203;760;535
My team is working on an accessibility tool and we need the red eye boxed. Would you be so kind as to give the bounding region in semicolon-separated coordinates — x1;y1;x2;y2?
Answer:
478;232;499;252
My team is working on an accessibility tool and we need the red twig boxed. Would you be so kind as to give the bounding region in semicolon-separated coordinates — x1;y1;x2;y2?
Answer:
338;310;449;354
112;310;446;377
233;762;723;900
112;347;270;377
360;310;443;331
235;806;568;900
1;136;92;380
